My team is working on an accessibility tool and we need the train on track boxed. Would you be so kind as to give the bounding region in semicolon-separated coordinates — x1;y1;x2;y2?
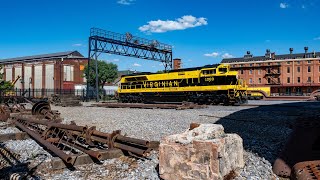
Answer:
117;64;248;105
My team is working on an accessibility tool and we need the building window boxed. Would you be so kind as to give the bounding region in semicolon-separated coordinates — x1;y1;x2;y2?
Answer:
240;64;243;67
258;69;261;75
277;67;281;73
287;77;290;83
63;65;74;81
257;63;261;67
268;78;271;84
319;76;320;83
307;60;311;64
297;77;301;83
307;87;312;93
240;69;244;74
278;78;280;83
297;61;300;65
249;78;252;84
250;64;253;67
308;66;311;72
268;62;271;65
277;62;281;65
258;78;261;84
307;77;311;82
287;67;290;73
319;66;320;72
297;66;300;72
249;69;252;75
286;61;290;65
232;64;236;68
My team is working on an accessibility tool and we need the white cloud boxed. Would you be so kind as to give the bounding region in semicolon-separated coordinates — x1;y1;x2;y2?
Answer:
112;59;120;62
139;15;208;33
204;52;219;57
117;0;135;5
133;63;141;67
314;37;320;40
280;2;289;8
265;40;271;43
222;53;234;59
72;43;83;47
188;59;192;62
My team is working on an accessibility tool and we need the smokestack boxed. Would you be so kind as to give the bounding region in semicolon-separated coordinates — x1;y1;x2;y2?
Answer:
289;48;293;54
304;47;308;54
173;58;181;70
266;49;270;53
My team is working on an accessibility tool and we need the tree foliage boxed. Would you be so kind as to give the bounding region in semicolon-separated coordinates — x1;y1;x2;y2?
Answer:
0;65;13;91
83;60;118;89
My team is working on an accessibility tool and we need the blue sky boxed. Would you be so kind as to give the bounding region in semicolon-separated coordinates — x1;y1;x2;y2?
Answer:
0;0;319;72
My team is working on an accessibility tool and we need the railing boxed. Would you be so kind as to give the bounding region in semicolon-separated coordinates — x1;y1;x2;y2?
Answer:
90;28;172;52
0;88;117;102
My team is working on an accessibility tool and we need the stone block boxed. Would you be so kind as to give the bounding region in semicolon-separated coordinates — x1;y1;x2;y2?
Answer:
159;124;244;180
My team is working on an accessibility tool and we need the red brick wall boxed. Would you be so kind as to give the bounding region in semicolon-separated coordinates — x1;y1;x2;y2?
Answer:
230;58;320;95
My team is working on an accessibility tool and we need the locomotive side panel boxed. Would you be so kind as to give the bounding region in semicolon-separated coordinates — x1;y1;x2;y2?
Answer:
117;64;247;105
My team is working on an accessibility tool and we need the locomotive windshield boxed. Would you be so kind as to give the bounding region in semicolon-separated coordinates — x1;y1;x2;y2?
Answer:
218;68;227;73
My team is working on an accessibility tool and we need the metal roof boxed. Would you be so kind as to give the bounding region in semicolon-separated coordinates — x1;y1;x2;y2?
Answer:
0;51;84;64
221;52;320;63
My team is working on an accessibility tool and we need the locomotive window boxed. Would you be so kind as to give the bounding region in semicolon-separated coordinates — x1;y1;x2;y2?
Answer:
202;69;216;75
125;76;148;82
218;68;227;73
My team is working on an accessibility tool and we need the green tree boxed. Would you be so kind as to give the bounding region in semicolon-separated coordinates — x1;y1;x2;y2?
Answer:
83;60;118;89
0;65;13;91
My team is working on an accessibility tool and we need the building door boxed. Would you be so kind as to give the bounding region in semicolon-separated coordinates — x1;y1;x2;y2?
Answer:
34;65;43;97
45;64;54;96
296;87;301;95
286;87;292;95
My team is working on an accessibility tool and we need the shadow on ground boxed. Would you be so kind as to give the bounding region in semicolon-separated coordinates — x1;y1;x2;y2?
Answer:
214;101;320;165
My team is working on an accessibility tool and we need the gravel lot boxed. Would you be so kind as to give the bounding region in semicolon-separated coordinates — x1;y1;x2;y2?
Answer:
1;100;319;179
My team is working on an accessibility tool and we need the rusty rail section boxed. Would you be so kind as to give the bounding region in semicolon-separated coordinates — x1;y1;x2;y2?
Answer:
92;102;206;110
273;117;320;178
291;160;320;180
13;115;158;164
0;100;62;122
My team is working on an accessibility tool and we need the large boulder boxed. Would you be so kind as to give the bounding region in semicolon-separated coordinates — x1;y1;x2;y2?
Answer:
159;123;244;180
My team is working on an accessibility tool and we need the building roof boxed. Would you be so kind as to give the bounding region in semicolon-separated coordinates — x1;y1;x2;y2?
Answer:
221;51;320;63
0;51;84;64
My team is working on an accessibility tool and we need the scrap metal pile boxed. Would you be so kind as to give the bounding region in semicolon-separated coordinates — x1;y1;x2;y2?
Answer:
13;116;158;164
50;94;82;107
0;99;159;170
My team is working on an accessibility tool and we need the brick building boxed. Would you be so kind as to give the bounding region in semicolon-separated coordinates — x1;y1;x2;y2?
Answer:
0;51;87;95
221;47;320;96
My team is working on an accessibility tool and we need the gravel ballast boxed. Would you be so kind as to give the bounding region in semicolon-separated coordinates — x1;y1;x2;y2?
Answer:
1;100;318;179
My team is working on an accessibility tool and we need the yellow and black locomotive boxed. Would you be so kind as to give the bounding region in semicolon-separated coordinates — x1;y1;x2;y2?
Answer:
117;64;247;105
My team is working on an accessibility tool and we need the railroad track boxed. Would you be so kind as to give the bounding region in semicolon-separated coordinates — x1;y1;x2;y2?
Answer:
91;102;207;110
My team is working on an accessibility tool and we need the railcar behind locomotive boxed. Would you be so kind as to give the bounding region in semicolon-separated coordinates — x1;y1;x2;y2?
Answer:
117;64;247;105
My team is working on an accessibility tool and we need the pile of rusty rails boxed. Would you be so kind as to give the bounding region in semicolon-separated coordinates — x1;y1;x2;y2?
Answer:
92;102;207;110
0;100;62;122
11;115;159;165
248;90;316;101
273;116;320;179
50;94;82;107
